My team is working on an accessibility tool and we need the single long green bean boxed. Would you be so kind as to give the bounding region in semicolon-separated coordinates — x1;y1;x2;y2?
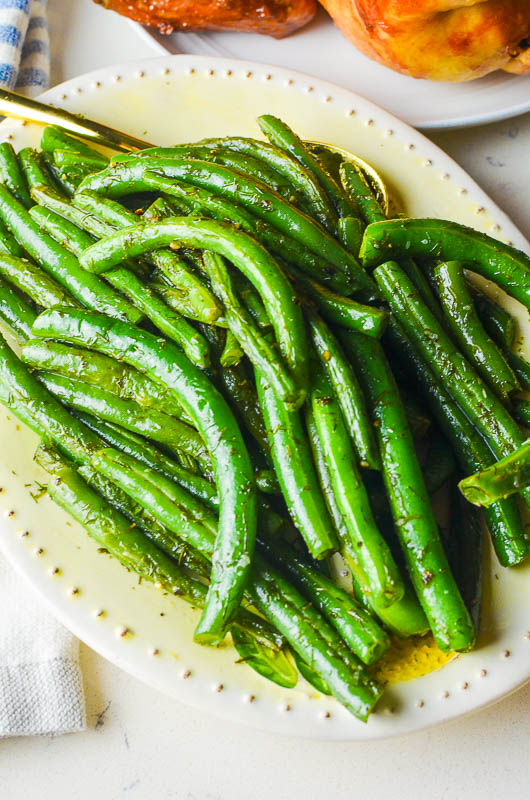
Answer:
0;185;142;323
344;332;475;653
434;261;519;400
255;367;337;559
0;142;32;209
361;219;530;310
32;307;258;645
0;250;77;309
18;148;57;191
308;313;380;469
0;277;36;342
257;116;358;219
202;251;301;405
311;368;403;607
459;440;530;506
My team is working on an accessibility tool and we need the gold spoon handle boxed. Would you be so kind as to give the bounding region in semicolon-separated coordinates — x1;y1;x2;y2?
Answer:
0;88;153;152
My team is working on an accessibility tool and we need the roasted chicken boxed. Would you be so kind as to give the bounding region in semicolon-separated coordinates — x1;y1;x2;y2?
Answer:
94;0;318;38
319;1;530;81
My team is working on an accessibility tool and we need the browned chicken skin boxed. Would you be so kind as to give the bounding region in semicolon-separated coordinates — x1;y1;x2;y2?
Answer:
94;0;317;38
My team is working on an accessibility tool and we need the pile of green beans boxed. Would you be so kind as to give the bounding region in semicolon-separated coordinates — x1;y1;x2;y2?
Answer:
0;117;529;723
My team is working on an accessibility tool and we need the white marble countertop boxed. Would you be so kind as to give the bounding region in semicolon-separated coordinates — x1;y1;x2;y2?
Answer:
2;2;529;797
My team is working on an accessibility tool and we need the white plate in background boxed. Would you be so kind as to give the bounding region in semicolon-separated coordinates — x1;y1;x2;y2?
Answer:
131;8;530;130
0;55;529;740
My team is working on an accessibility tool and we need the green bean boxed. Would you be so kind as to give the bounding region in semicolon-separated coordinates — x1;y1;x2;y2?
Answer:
513;399;530;428
35;370;211;472
53;149;108;171
506;350;530;392
254;469;280;495
257;115;358;219
79;217;309;397
361;218;530;310
40;125;107;159
0;185;143;324
472;287;516;349
209;353;270;456
287;264;387;336
385;318;530;567
75;413;218;509
0;142;32;209
79;159;371;290
308;313;380;469
338;216;363;256
198;135;338;232
259;536;390;665
459;440;530;506
375;261;530;507
311;368;403;607
344;332;475;652
202;251;301;405
74;190;222;324
340;162;384;224
0;251;77;309
0;331;101;463
32;306;258;645
0;217;26;258
21;339;189;421
0;277;36;342
434;261;519;400
219;329;243;367
18;148;57;191
255;367;337;559
423;430;457;494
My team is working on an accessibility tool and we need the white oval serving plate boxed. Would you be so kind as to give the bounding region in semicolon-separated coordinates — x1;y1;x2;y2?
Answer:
130;9;530;130
0;55;529;740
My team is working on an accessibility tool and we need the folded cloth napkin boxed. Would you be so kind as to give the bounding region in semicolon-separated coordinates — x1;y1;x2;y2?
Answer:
0;3;85;736
0;0;50;97
0;556;86;737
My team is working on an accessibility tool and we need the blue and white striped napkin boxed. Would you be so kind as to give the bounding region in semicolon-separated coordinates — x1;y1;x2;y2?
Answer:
0;0;49;97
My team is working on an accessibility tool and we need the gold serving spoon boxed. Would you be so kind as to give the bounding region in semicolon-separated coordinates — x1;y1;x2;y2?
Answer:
0;88;389;213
